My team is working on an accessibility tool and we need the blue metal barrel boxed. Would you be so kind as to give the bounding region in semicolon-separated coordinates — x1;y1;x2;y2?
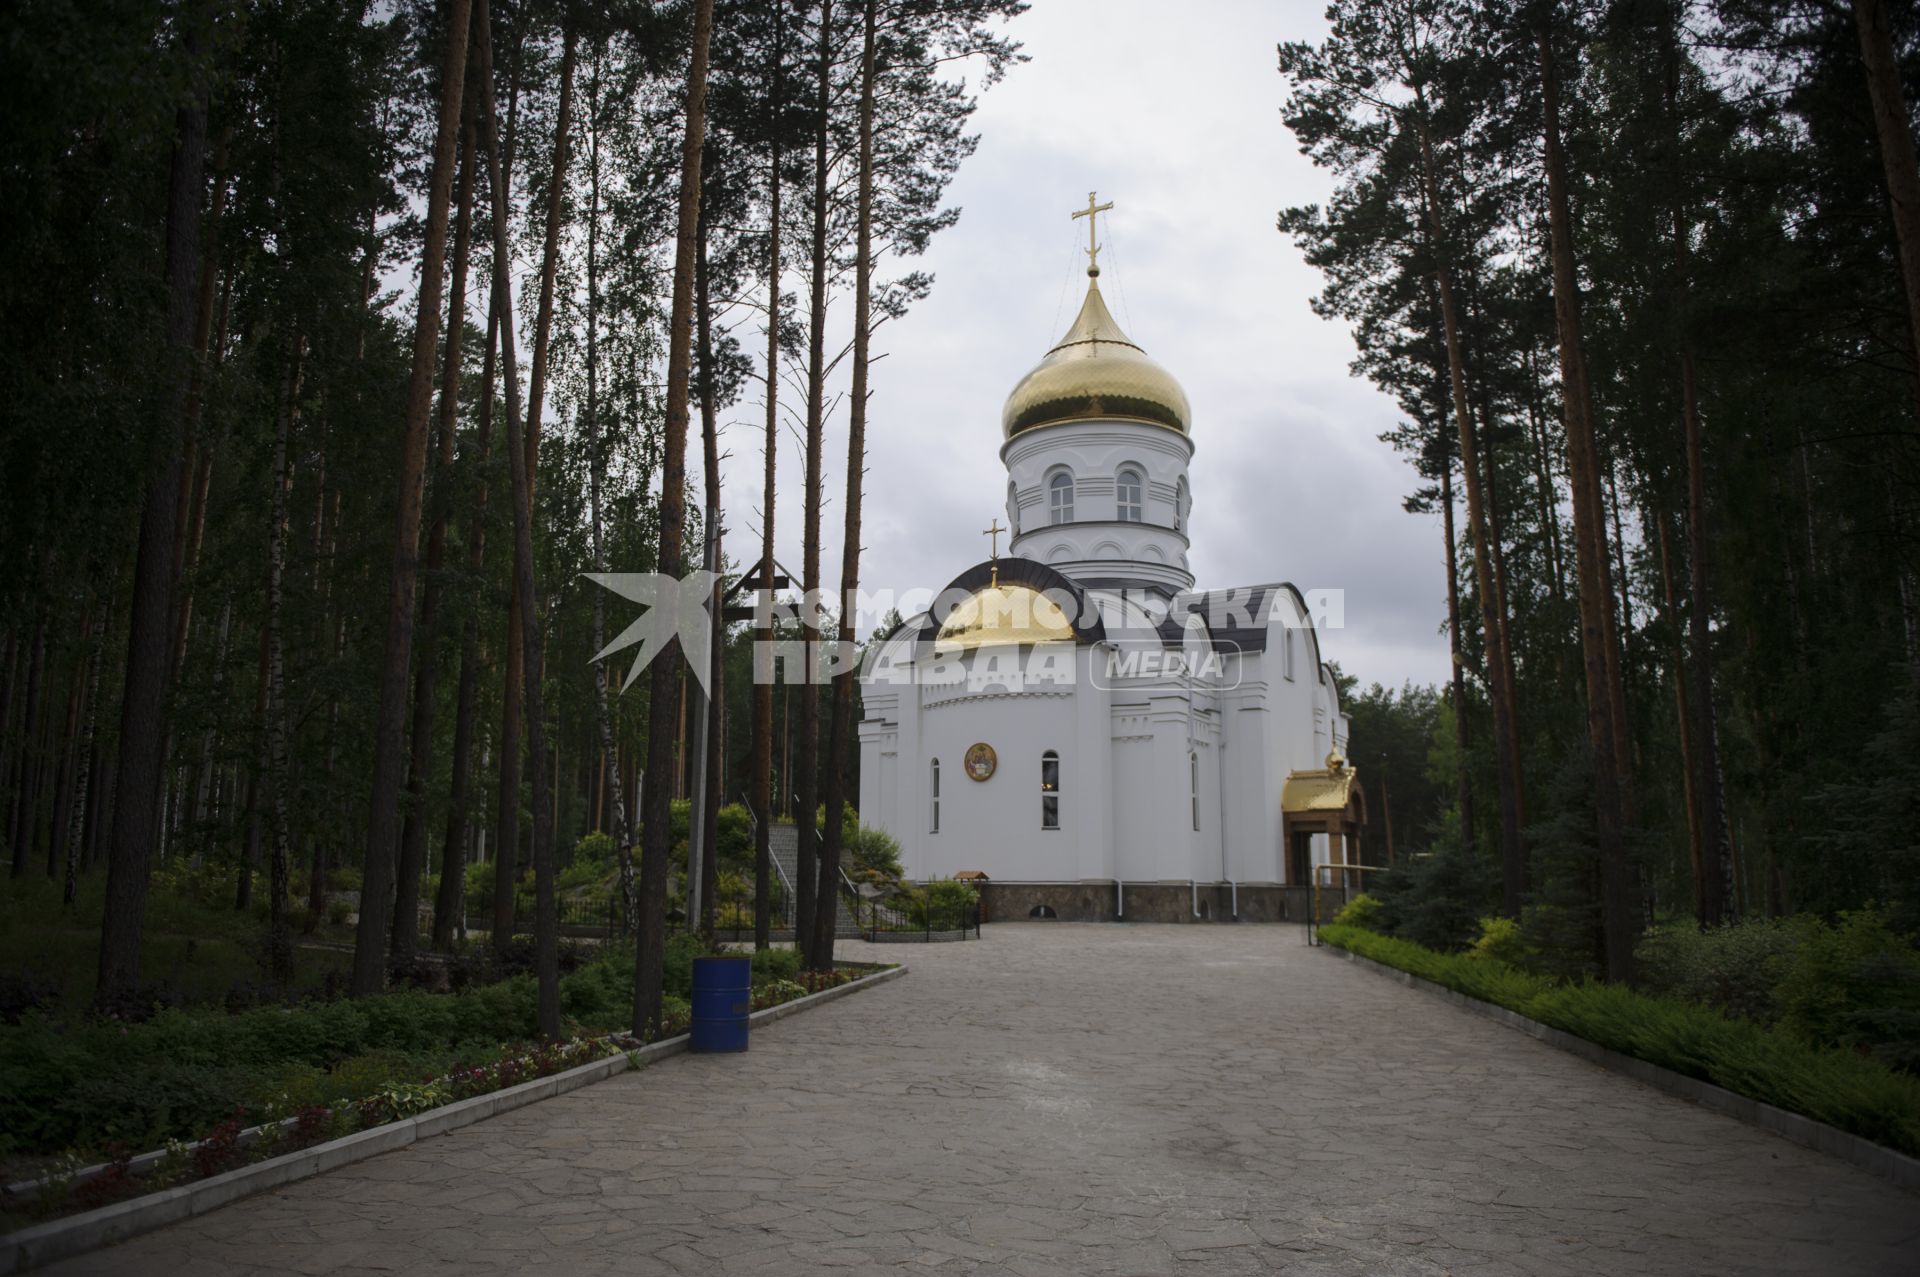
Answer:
690;955;752;1053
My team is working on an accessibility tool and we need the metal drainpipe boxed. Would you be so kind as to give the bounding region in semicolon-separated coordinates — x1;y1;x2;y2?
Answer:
1115;879;1124;919
1217;689;1236;919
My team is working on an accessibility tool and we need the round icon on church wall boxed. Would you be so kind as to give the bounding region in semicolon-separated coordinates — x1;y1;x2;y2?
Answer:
964;742;997;782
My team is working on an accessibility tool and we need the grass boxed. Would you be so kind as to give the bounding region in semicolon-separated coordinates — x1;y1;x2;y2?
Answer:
1321;923;1920;1159
0;870;355;1016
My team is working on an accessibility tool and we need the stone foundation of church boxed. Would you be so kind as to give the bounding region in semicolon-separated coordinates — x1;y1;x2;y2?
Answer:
975;882;1357;925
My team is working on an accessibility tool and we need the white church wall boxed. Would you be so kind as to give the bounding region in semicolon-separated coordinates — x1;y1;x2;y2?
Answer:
912;683;1083;882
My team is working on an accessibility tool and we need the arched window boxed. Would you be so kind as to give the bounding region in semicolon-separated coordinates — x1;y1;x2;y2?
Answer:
1116;468;1144;523
1048;472;1074;525
930;759;941;833
1006;481;1020;537
1189;750;1201;831
1282;627;1296;681
1175;477;1188;532
1041;750;1061;829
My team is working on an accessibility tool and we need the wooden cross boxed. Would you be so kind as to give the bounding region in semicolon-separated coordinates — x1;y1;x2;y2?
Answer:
1071;191;1114;273
983;517;1006;559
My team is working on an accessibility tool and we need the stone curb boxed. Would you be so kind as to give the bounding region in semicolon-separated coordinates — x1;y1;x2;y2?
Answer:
0;963;905;1273
1326;946;1920;1193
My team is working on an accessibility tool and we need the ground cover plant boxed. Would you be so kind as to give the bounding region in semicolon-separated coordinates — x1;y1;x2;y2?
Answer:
1319;919;1920;1158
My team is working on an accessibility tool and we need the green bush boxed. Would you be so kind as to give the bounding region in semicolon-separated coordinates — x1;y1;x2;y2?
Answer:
1330;893;1382;931
905;878;978;929
1370;828;1493;952
716;804;753;872
750;946;801;986
1321;923;1920;1157
0;944;667;1161
846;824;904;881
1636;919;1801;1026
1469;916;1529;966
1776;909;1920;1072
574;831;616;867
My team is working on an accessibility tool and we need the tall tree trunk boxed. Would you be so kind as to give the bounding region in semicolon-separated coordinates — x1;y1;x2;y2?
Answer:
437;61;503;952
237;621;269;910
1854;0;1920;413
1416;113;1527;916
493;18;579;951
814;0;877;970
1523;345;1566;599
48;623;88;879
579;50;636;937
397;87;479;968
97;53;208;1006
9;620;46;878
353;0;472;995
634;0;715;1040
796;0;834;964
1539;26;1634;982
474;0;559;1038
1654;510;1704;923
1679;347;1732;923
64;607;105;905
695;223;724;942
265;335;303;983
753;3;785;952
1439;433;1475;842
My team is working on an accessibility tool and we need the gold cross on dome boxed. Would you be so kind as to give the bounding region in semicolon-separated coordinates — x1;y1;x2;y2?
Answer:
983;517;1006;559
1071;191;1114;274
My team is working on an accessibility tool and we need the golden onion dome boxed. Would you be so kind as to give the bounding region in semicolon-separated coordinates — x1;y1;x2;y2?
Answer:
934;582;1076;651
1002;274;1191;438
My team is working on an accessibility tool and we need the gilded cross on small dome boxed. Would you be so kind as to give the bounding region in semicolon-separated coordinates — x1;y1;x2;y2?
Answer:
1072;191;1114;277
983;517;1005;585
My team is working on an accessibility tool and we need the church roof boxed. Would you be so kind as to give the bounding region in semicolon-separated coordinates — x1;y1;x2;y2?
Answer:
1282;754;1363;814
1001;275;1191;438
906;557;1107;649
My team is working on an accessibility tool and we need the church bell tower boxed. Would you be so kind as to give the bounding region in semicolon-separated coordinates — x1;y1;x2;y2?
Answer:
1001;194;1195;595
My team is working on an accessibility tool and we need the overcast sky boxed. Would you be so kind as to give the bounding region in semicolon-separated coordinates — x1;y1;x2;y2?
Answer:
705;0;1451;694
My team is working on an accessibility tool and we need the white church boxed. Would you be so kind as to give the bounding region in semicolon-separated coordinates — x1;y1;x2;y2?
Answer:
857;200;1367;923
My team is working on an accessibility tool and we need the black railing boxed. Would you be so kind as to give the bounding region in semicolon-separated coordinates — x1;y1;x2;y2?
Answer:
858;896;980;942
513;891;621;936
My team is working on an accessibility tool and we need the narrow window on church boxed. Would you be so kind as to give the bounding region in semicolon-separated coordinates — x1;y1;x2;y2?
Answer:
1175;477;1187;532
1189;750;1200;831
1117;468;1143;522
1049;472;1073;524
1283;628;1296;681
930;759;940;833
1041;751;1060;829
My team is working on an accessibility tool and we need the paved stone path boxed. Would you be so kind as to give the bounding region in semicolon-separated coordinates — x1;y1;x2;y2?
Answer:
51;925;1918;1275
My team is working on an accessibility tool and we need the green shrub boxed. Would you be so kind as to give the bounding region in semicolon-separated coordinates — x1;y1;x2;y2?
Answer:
1777;909;1920;1071
1469;916;1529;965
574;831;616;867
1321;923;1920;1157
750;946;801;986
716;804;753;872
1371;834;1493;952
1330;893;1383;931
905;878;978;929
846;825;904;881
1636;919;1801;1026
